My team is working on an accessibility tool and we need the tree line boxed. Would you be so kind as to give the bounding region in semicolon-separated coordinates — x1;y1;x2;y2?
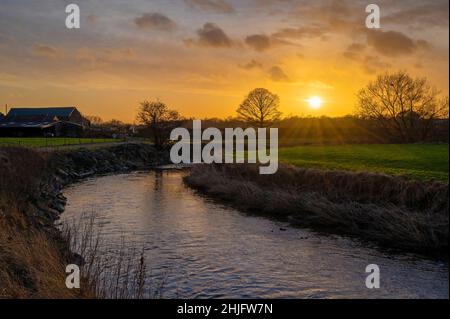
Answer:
87;71;449;148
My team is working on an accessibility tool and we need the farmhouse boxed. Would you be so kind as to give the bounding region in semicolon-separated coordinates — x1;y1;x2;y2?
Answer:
0;107;90;137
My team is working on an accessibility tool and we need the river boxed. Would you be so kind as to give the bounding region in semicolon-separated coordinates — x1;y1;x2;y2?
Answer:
60;170;449;299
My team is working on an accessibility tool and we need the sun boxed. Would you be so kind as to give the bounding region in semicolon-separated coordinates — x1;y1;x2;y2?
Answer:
307;96;323;110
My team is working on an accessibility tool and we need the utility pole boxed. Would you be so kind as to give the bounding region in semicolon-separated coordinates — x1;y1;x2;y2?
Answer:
5;104;8;115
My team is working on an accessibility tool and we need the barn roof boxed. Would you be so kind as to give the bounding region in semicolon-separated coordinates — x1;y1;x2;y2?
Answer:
6;107;77;118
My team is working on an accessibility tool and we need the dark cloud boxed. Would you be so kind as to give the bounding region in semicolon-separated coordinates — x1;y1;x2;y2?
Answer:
245;34;271;51
184;0;235;14
195;23;232;47
134;13;177;32
268;66;290;82
366;30;429;57
240;59;263;69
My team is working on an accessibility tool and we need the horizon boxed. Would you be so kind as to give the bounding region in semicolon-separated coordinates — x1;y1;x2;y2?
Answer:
0;0;448;122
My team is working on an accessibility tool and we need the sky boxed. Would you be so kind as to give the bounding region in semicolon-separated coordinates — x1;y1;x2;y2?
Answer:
0;0;448;122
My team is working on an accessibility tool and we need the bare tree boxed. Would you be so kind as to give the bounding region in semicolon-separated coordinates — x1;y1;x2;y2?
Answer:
137;100;180;149
237;88;282;127
85;115;103;126
357;71;449;142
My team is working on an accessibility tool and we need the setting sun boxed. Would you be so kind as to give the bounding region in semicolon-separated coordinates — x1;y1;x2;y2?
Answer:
307;96;323;110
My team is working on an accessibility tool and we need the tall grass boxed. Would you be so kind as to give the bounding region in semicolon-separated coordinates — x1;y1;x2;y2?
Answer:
0;148;78;298
0;146;163;298
61;213;165;299
184;164;449;256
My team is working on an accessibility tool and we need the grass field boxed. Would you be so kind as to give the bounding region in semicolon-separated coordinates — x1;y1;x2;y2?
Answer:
279;144;449;181
0;137;122;148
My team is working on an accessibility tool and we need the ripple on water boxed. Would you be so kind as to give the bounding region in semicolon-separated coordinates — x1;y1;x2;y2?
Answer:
61;171;449;299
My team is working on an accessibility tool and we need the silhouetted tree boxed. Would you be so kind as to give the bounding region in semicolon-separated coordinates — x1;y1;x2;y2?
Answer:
85;115;103;126
357;71;449;142
237;88;282;127
137;100;180;149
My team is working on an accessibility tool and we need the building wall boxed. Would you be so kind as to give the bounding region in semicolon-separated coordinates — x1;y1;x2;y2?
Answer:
0;107;86;137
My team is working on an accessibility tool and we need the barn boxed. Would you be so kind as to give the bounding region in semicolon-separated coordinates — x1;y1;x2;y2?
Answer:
0;107;90;137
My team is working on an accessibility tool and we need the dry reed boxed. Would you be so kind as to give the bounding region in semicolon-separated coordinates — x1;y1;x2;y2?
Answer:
184;164;449;256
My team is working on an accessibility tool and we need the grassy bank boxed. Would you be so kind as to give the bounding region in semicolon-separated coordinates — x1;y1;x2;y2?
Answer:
0;148;90;298
0;144;166;298
279;144;449;182
184;164;449;257
0;137;122;148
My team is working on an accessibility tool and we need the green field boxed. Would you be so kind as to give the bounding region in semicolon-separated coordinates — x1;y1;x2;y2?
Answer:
0;137;122;148
279;144;449;181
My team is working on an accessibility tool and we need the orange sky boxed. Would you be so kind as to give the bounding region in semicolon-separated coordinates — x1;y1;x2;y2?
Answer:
0;0;448;122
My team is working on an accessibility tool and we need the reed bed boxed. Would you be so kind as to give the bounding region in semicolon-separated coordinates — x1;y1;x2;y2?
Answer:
184;164;449;256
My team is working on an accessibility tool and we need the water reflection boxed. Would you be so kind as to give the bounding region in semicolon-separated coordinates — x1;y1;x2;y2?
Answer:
61;171;449;299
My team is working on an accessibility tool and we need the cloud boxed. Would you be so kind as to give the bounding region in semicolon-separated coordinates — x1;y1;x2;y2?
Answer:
184;0;235;14
268;66;290;82
240;59;263;70
342;51;359;60
416;39;432;51
366;30;429;57
192;23;232;47
384;1;449;28
134;13;177;32
272;26;327;40
343;43;366;60
363;55;391;74
245;34;271;51
347;43;366;52
245;32;296;51
31;43;64;59
294;0;364;33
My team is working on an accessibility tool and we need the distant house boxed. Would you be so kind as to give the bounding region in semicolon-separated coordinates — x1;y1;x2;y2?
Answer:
0;107;90;137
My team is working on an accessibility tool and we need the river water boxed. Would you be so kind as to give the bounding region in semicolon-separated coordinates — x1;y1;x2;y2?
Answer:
61;170;449;299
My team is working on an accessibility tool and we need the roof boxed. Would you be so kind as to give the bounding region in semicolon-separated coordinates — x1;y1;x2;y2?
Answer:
6;107;77;118
0;107;83;129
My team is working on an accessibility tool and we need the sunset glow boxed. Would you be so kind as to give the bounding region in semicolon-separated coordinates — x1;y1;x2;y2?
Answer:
0;1;448;122
307;97;323;110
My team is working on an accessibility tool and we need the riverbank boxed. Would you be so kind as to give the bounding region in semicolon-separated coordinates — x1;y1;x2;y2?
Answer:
62;171;449;298
1;144;448;298
0;143;168;298
184;164;449;258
